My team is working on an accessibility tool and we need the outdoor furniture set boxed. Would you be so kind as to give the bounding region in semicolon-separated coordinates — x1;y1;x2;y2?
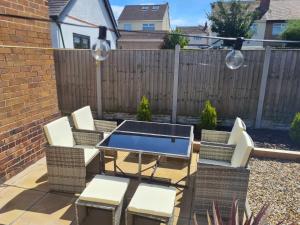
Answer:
43;106;179;225
43;105;252;224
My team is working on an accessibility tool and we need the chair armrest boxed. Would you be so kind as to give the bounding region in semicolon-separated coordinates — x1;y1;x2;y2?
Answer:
201;129;230;144
199;144;234;162
94;120;117;132
73;131;102;146
45;145;85;166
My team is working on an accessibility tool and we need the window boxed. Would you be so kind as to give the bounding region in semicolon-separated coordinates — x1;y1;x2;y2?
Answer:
250;23;257;35
194;36;202;41
272;23;287;36
141;6;149;11
124;24;132;31
143;24;155;31
73;33;90;49
152;5;159;11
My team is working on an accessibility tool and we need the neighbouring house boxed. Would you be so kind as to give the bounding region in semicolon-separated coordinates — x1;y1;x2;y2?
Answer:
0;0;60;181
117;3;170;49
211;0;300;48
177;24;210;49
48;0;120;49
259;0;300;46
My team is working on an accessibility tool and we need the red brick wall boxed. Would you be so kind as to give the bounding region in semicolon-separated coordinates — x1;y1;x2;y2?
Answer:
0;0;59;181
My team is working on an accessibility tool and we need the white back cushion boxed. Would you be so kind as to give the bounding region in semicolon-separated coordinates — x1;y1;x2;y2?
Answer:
44;117;75;147
231;131;253;167
72;106;95;131
227;117;246;145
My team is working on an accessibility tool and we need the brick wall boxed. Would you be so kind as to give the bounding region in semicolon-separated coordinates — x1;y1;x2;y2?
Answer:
0;0;60;181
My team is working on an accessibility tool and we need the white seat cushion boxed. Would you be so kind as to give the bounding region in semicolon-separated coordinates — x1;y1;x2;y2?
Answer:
72;106;95;131
128;183;176;218
44;117;75;147
103;132;110;139
79;175;129;205
199;159;231;167
75;145;99;166
227;117;246;145
231;131;254;167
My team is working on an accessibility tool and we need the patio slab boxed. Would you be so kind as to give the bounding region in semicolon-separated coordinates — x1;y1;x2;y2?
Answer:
0;153;198;225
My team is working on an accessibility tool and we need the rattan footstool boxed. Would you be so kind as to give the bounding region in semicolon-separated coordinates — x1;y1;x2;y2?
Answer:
75;175;130;225
126;183;177;225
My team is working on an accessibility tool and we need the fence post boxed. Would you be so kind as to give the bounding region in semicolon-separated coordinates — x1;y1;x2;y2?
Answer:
96;62;102;119
255;46;272;128
171;44;180;124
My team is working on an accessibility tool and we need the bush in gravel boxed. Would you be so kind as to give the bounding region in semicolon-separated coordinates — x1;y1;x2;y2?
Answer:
137;96;152;121
199;100;217;130
289;112;300;145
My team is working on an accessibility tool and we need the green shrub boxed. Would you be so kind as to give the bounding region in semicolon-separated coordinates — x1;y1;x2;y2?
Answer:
199;100;217;130
137;96;152;121
289;112;300;145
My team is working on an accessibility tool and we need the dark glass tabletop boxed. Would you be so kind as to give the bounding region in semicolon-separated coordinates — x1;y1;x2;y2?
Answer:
116;120;191;137
98;120;193;157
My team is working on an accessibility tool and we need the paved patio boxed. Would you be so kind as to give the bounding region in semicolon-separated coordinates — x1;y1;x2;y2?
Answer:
0;152;200;225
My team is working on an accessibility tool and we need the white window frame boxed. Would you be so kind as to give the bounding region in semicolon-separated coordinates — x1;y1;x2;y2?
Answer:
124;24;132;31
142;24;155;31
272;23;287;36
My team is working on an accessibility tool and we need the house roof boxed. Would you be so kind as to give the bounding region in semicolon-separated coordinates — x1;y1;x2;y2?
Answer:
261;0;300;21
48;0;120;37
118;3;168;21
48;0;70;16
177;25;209;35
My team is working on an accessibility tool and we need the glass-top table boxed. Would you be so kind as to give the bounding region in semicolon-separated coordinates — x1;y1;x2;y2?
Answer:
97;120;194;187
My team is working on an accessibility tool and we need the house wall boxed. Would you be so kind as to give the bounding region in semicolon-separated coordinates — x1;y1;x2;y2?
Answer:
51;0;117;49
185;32;209;49
263;20;286;47
118;20;165;31
244;20;266;48
0;0;60;181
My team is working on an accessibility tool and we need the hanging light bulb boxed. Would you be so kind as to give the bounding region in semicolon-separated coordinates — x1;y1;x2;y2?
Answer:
225;37;245;70
92;26;110;61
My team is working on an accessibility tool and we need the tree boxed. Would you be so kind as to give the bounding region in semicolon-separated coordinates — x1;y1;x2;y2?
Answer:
208;0;258;46
281;20;300;48
161;29;189;49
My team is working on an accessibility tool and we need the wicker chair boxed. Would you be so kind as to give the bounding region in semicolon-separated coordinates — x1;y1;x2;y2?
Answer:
201;117;246;146
44;117;102;193
71;106;118;172
194;131;254;222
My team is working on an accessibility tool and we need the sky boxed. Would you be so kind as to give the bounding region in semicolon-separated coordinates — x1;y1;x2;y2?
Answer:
109;0;214;28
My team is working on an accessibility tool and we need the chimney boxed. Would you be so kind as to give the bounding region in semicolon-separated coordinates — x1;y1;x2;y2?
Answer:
259;0;270;16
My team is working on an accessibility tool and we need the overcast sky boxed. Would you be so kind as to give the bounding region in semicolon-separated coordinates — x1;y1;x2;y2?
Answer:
109;0;213;28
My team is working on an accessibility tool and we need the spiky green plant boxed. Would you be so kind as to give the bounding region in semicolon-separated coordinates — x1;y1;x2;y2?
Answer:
199;100;217;130
137;96;152;121
193;199;294;225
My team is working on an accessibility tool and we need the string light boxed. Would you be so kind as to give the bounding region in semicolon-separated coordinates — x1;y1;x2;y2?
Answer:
1;13;300;67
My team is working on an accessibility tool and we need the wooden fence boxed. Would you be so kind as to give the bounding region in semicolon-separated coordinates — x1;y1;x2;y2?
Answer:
53;48;300;129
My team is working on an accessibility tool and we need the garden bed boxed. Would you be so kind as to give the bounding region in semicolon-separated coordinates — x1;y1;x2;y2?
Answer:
248;158;300;224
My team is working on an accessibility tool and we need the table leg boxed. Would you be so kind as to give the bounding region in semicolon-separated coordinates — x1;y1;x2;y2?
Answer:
138;152;142;182
187;157;191;188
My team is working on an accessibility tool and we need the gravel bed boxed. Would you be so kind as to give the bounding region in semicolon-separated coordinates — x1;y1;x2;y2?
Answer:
247;129;300;152
248;158;300;224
